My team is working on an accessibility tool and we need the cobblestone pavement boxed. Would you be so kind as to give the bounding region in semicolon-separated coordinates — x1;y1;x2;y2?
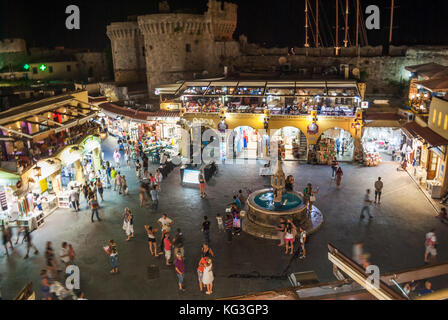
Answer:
1;137;446;300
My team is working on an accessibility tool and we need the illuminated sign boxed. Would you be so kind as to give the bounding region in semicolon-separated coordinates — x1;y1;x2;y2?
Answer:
361;101;369;109
182;169;200;184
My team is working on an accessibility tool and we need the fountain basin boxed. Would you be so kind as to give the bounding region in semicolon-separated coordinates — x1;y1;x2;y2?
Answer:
243;188;324;239
247;188;306;229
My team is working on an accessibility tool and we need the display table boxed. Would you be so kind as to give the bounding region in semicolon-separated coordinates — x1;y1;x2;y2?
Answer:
413;166;427;186
57;191;71;209
41;195;58;216
427;180;443;199
17;211;45;230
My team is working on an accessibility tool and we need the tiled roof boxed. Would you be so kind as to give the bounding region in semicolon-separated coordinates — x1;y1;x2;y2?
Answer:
99;103;180;121
364;113;405;121
403;121;448;146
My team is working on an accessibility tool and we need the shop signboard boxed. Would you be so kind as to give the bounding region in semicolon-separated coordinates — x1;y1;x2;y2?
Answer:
40;179;48;193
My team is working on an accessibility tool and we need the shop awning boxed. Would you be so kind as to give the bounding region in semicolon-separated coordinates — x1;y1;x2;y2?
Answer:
402;122;448;146
56;145;82;166
415;78;448;93
405;63;447;79
0;168;20;185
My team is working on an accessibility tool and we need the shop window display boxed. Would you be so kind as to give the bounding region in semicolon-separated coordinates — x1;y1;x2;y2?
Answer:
362;127;404;166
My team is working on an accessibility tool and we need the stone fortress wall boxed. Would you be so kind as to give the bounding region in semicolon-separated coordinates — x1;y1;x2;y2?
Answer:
106;21;146;83
0;38;26;53
107;0;448;97
108;0;239;94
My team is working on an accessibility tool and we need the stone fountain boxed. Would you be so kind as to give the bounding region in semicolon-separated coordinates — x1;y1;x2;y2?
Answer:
242;161;323;239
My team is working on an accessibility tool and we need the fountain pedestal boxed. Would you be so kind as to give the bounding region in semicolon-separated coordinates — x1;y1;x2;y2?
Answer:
243;188;323;239
242;162;324;239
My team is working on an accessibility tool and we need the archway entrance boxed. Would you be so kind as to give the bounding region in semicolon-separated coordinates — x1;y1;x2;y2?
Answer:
317;127;354;162
362;127;405;163
272;126;307;160
233;126;259;159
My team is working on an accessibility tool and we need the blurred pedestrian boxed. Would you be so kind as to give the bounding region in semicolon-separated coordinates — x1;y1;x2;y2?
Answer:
69;186;80;212
173;228;185;258
224;214;233;243
424;229;438;264
40;269;51;300
68;244;75;264
216;214;224;232
276;217;286;247
150;185;159;210
199;173;206;198
59;242;71;267
1;226;13;257
360;189;373;219
23;227;39;259
201;216;211;244
299;226;307;259
335;167;343;189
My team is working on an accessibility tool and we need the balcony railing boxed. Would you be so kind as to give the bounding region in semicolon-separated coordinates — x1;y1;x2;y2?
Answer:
9;122;101;174
183;105;357;117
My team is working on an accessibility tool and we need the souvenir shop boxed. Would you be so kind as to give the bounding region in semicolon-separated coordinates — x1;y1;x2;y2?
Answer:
79;135;103;177
232;126;268;159
9;159;63;230
103;114;128;139
57;145;85;187
308;137;337;165
0;169;21;227
138;119;182;145
271;127;303;160
55;145;85;209
361;127;404;164
318;128;354;162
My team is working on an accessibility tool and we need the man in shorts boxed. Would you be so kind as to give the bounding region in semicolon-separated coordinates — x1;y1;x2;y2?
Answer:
158;213;174;237
374;177;383;204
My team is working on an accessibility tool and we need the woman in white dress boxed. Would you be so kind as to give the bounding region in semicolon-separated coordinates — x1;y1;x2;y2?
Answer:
202;258;214;295
125;211;134;241
122;208;130;237
155;169;162;192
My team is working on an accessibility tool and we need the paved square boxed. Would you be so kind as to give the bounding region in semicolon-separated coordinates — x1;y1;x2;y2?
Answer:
1;137;446;300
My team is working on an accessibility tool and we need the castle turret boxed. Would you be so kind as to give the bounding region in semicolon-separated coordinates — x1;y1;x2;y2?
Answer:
106;21;146;83
138;13;217;95
206;0;237;41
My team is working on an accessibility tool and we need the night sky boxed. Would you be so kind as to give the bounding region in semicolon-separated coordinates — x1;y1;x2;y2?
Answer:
0;0;447;51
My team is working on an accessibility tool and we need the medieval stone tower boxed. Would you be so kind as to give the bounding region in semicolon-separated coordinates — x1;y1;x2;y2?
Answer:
106;20;146;83
107;0;238;95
